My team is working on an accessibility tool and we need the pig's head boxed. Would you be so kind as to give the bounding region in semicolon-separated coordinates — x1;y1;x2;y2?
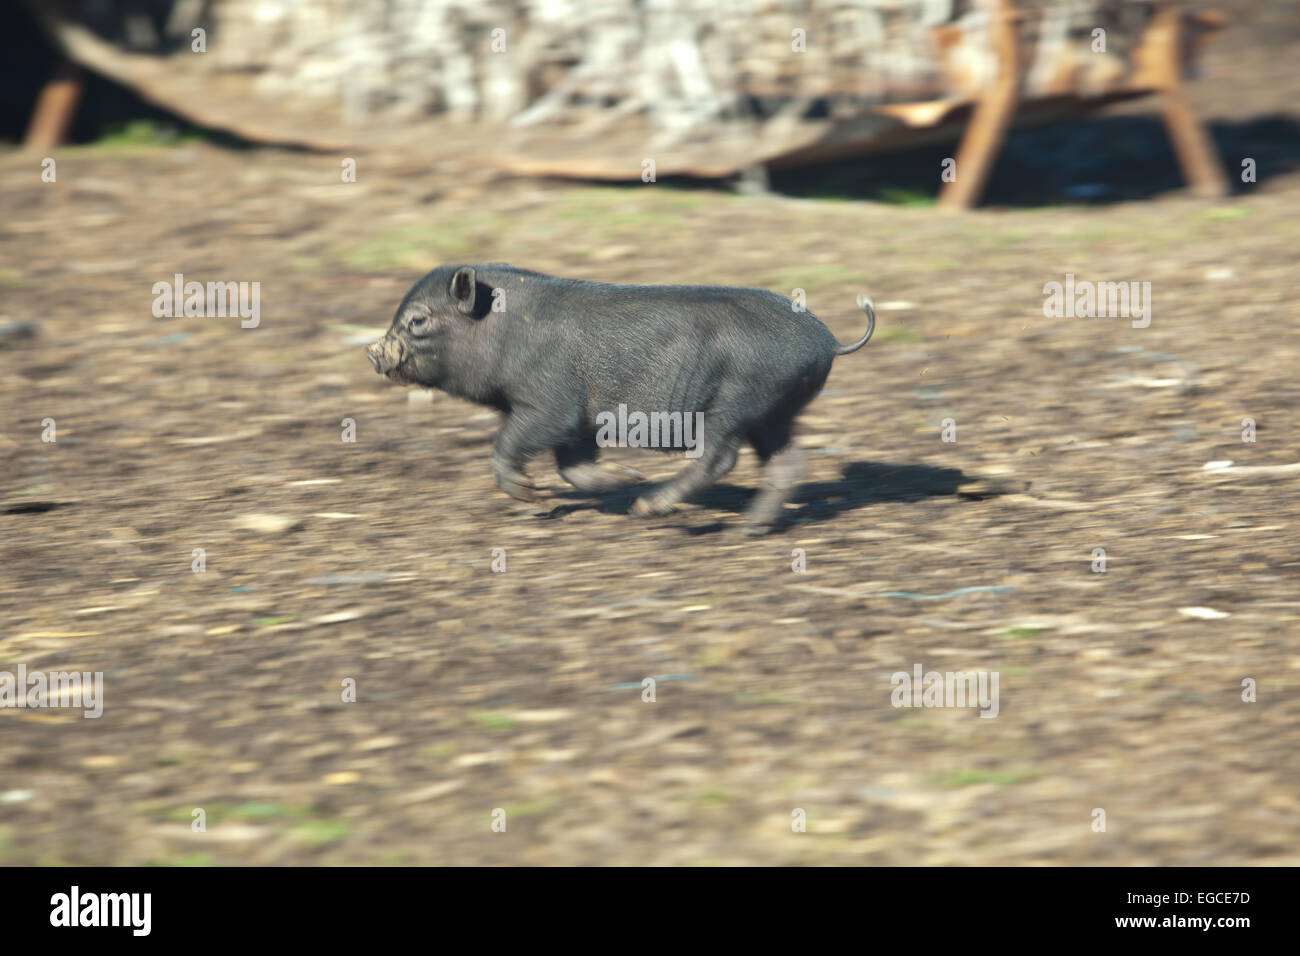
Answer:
366;265;487;388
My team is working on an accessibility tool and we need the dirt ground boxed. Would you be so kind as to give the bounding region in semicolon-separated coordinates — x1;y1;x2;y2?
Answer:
2;9;1300;866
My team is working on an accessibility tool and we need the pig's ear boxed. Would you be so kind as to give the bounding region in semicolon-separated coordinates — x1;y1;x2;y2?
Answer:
449;266;478;316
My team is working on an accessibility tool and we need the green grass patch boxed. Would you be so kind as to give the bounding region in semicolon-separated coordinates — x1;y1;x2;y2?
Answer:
546;186;705;243
931;769;1038;788
696;647;727;669
158;801;312;824
252;616;296;629
81;120;197;153
913;256;962;272
998;626;1046;639
875;186;937;207
421;742;460;759
229;802;312;821
692;788;731;810
8;485;54;496
1203;206;1252;220
341;223;478;272
729;691;803;706
761;263;859;292
470;710;518;732
554;185;702;220
503;798;559;819
891;715;933;728
143;851;218;867
989;228;1032;246
288;820;351;848
875;327;921;345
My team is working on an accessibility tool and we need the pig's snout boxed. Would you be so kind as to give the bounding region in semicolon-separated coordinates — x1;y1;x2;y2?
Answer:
366;336;405;375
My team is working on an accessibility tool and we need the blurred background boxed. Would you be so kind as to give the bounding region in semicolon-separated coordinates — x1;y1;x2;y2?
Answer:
1;0;1298;865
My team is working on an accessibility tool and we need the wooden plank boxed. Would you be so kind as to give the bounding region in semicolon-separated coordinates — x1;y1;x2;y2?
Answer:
24;61;83;150
1149;6;1229;198
939;0;1024;209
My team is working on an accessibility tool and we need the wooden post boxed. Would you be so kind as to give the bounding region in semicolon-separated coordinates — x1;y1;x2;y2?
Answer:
24;61;84;150
1151;6;1228;198
939;0;1023;210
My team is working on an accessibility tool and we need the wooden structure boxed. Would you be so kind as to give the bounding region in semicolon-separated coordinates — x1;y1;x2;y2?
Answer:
936;0;1227;206
22;0;1228;207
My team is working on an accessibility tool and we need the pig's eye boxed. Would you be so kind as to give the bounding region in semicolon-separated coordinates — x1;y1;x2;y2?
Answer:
407;313;432;334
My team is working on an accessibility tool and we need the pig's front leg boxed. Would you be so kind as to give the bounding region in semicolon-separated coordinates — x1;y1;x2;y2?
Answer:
556;439;644;493
492;412;561;502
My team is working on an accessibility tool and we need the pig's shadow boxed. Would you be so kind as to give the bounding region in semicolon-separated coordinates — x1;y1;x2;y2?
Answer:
544;460;977;534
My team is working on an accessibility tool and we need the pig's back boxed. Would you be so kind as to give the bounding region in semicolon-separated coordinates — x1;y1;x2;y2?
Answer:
537;277;838;419
547;278;838;359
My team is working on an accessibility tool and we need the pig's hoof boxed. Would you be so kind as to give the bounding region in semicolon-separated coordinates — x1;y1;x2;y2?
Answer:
632;492;677;517
561;462;645;493
741;521;775;536
599;463;645;485
496;471;537;502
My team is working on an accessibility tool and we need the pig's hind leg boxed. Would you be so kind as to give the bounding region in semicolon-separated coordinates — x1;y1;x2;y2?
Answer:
742;423;806;535
631;436;740;517
556;438;645;493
